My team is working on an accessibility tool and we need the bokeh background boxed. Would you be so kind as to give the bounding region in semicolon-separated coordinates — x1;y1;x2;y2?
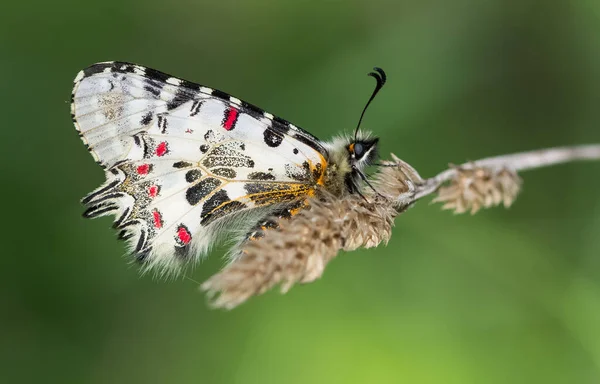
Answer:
2;1;600;383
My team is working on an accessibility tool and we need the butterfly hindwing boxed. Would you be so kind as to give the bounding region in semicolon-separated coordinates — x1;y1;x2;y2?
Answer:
72;62;328;273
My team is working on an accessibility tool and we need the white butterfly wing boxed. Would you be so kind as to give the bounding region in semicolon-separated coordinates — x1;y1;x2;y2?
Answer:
72;62;328;273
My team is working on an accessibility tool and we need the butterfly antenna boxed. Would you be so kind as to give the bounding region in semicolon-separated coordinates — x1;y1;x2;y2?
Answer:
355;168;385;198
354;67;387;142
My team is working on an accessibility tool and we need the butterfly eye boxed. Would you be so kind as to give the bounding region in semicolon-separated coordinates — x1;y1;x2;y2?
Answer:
354;142;364;158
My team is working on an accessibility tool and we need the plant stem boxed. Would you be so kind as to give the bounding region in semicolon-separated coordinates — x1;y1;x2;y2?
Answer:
414;144;600;200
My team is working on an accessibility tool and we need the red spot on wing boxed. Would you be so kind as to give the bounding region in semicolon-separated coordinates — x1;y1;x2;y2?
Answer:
152;210;163;229
177;225;192;245
148;185;159;198
222;108;239;131
156;141;168;157
137;164;150;175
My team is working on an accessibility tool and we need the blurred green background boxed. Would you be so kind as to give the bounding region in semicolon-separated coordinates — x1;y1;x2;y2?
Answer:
2;0;600;383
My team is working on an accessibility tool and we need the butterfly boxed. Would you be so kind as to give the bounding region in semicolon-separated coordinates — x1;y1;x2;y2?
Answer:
71;61;386;274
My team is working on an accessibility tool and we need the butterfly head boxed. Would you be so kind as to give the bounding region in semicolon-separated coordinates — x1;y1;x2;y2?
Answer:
329;132;379;194
348;136;379;169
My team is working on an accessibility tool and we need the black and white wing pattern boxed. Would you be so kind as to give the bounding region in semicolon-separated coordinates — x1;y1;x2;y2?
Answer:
71;62;329;273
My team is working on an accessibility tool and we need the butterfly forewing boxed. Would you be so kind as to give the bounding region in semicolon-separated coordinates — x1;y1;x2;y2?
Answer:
72;62;328;272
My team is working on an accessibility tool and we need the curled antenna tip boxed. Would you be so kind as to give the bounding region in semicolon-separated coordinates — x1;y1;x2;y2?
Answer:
369;67;387;85
354;67;388;140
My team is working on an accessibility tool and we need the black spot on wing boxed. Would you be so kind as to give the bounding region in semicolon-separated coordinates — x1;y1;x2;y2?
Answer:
211;89;231;101
131;133;143;151
185;169;203;183
143;78;163;98
248;172;276;181
205;157;254;169
81;62;114;78
167;88;192;110
270;117;290;136
273;115;290;127
140;112;153;126
263;127;284;147
185;178;221;206
143;67;171;83
211;168;237;178
200;190;247;225
173;161;192;169
190;100;204;116
157;114;168;133
180;79;201;92
241;101;264;119
202;152;254;168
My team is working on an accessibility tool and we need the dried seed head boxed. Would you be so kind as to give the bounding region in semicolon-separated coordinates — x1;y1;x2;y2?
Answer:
201;194;397;309
374;153;423;210
432;165;522;214
201;156;423;309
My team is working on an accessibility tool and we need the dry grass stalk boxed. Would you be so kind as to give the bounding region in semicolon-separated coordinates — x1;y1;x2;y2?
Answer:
417;144;600;200
202;144;600;309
